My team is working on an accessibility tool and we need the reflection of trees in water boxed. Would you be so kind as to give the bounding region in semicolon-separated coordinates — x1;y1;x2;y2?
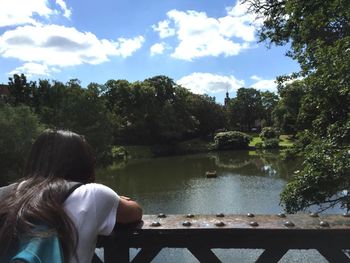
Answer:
258;152;302;180
211;151;301;179
97;154;219;195
97;151;302;196
210;152;252;170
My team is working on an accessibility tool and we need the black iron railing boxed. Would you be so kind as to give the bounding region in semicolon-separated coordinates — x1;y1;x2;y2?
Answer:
97;214;350;263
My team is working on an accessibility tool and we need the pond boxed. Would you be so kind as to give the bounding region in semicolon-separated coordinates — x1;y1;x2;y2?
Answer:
96;151;333;263
97;150;298;215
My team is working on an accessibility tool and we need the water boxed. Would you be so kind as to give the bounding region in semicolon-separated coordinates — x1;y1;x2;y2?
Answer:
96;151;332;262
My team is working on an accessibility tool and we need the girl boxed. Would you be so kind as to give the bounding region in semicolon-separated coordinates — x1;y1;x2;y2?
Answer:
0;129;142;262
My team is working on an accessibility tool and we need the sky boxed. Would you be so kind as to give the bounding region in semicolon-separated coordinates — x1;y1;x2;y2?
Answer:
0;0;300;103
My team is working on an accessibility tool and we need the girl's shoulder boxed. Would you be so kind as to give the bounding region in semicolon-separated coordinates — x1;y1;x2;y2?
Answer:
65;183;119;204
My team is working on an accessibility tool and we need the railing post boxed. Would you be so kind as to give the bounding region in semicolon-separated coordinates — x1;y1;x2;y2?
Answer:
104;243;129;263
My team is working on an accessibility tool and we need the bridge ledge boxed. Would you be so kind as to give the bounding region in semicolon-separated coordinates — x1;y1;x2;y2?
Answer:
98;214;350;263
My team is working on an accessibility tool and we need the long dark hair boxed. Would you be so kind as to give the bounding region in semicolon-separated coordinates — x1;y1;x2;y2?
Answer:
0;129;95;261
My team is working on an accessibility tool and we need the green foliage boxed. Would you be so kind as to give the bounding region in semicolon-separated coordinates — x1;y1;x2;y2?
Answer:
176;138;216;155
245;0;350;212
260;127;280;141
294;130;314;150
281;148;298;161
249;135;263;147
281;140;350;213
214;131;252;150
188;94;226;137
111;146;128;160
259;127;281;149
255;142;263;149
35;79;113;164
273;81;306;134
0;104;43;185
227;88;263;131
8;74;35;106
105;75;225;145
261;91;279;127
263;138;280;149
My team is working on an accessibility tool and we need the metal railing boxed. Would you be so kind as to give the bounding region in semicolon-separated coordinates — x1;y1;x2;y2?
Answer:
97;214;350;263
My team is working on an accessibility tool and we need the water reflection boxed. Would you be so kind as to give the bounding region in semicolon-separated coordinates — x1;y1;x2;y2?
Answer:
97;151;301;214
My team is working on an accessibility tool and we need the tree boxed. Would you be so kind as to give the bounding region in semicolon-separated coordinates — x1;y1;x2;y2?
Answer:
31;78;114;164
227;88;263;131
273;80;306;134
105;76;199;144
8;74;35;106
261;91;279;127
244;0;350;212
0;104;43;185
56;80;113;164
188;94;226;138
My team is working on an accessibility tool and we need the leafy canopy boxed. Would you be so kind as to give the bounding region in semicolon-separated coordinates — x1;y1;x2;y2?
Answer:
244;0;350;212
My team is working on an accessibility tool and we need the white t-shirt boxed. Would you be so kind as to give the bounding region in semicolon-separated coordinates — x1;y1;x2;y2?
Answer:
63;183;120;263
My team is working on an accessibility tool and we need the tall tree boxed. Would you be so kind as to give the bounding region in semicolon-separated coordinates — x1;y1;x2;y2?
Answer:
8;74;35;106
273;81;306;134
245;0;350;212
188;94;226;138
261;91;279;127
228;88;263;131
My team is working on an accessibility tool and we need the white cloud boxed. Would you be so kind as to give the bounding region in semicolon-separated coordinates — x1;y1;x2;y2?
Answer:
152;20;175;38
177;72;244;94
0;0;53;27
150;42;166;56
250;75;277;92
0;0;144;77
168;10;249;60
10;62;51;76
55;0;72;18
114;36;145;58
0;0;74;27
153;1;260;60
0;24;144;75
250;75;262;81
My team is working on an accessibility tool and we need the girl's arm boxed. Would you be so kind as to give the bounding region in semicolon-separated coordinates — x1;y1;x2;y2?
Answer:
116;197;142;223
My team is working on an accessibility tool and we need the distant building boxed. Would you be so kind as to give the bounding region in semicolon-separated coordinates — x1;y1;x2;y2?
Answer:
0;84;10;101
224;90;230;107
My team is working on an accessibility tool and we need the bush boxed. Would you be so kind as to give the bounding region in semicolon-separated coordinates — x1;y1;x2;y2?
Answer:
263;138;280;149
255;142;263;149
0;104;43;185
111;146;128;160
260;127;280;141
214;131;252;150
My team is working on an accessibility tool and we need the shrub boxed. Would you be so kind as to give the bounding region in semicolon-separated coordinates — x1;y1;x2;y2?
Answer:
260;127;280;141
214;131;252;150
255;142;263;149
111;146;128;160
263;138;280;149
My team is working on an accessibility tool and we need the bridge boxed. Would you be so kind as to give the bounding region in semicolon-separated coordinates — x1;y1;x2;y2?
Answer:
97;213;350;263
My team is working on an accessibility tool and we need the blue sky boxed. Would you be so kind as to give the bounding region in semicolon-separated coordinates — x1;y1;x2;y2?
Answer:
0;0;299;103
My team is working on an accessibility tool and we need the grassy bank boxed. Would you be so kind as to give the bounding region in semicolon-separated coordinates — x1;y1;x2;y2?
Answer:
113;134;295;160
248;132;294;148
